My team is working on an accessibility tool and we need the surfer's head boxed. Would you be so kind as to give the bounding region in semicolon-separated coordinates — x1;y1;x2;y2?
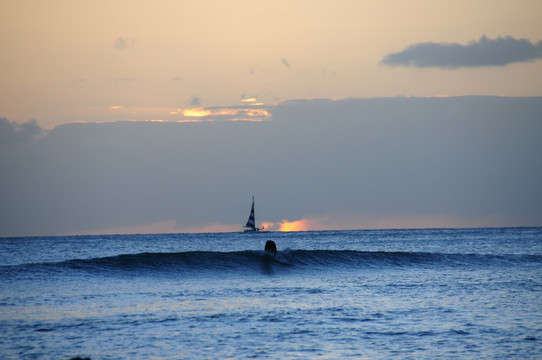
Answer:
265;240;277;256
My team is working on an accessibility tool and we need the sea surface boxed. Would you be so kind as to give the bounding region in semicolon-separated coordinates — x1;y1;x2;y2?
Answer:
1;227;541;359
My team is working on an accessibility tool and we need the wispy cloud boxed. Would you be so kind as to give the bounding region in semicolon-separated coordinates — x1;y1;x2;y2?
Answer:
179;98;271;122
381;35;542;69
116;77;136;83
187;95;202;107
113;36;135;50
281;57;291;69
181;105;271;122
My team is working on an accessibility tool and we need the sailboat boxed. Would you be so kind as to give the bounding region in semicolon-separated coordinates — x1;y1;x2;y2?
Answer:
243;196;264;232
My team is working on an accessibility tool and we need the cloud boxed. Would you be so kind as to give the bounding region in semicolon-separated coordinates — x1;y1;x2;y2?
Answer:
262;218;326;232
0;118;42;148
381;35;542;68
116;77;136;83
179;98;271;122
113;36;135;50
1;96;541;236
187;95;202;107
180;105;271;122
261;213;513;232
281;57;291;69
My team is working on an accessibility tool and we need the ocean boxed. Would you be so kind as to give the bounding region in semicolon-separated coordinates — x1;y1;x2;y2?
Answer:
1;227;541;359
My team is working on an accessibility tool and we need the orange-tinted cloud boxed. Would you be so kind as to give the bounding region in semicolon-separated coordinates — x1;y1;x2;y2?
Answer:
181;106;270;122
265;212;520;233
261;218;317;232
279;219;310;232
260;212;491;233
180;98;271;122
182;108;212;117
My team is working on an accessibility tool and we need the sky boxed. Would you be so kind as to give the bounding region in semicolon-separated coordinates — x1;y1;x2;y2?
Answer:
1;1;542;236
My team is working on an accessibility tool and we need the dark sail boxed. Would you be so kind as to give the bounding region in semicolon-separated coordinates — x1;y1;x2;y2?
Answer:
243;196;263;232
245;197;256;229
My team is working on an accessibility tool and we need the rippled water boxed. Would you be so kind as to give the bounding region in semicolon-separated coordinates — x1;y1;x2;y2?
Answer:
1;228;541;359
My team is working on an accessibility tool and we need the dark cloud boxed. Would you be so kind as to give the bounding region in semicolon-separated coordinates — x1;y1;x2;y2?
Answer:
0;118;42;148
381;35;542;68
1;96;541;236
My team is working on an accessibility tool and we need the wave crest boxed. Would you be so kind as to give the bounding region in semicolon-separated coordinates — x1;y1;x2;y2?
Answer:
12;250;540;276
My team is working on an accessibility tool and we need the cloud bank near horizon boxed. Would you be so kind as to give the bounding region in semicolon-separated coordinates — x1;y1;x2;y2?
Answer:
381;35;542;68
0;118;42;146
1;96;541;236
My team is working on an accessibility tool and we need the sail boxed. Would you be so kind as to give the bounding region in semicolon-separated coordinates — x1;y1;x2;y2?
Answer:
245;197;256;229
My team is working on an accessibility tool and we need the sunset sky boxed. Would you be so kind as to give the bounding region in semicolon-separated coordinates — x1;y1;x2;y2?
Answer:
2;0;541;128
1;1;542;236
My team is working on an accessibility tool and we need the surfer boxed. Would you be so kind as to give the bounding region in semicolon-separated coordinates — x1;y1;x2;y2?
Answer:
265;240;277;256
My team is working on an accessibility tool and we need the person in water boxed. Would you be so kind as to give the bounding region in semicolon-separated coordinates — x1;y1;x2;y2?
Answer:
265;240;277;256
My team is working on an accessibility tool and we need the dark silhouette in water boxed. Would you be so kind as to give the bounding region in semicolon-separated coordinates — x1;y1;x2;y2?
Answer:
265;240;277;256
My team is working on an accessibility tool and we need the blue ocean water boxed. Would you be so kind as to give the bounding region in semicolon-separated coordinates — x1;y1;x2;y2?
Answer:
1;228;541;359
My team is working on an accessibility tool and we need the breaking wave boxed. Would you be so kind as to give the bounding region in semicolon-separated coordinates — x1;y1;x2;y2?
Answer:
5;250;541;277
